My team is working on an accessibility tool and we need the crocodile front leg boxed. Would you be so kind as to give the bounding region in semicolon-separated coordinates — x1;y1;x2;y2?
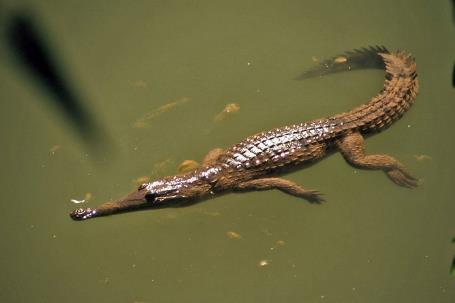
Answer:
202;148;224;165
234;177;324;203
176;148;224;173
336;132;419;188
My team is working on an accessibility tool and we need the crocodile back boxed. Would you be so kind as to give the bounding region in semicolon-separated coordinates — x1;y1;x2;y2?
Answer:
217;49;418;175
218;119;342;172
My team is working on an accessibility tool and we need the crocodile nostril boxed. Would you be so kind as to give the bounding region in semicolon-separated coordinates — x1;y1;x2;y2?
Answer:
70;208;96;220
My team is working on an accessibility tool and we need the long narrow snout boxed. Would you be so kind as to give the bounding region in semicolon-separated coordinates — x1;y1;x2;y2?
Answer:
70;168;216;221
69;188;150;221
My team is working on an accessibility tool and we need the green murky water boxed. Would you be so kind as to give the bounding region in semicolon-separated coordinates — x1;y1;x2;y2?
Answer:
1;0;454;302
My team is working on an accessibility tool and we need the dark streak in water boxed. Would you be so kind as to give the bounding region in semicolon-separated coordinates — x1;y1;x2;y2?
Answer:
5;13;112;156
452;1;455;88
452;63;455;88
451;237;455;277
452;0;455;27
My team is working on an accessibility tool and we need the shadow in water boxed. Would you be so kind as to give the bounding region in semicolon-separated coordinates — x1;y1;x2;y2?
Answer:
453;63;455;87
452;0;455;26
5;13;112;157
451;238;455;276
452;1;455;87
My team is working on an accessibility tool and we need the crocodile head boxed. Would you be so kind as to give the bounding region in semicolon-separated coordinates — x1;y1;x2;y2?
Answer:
69;186;151;221
70;172;213;221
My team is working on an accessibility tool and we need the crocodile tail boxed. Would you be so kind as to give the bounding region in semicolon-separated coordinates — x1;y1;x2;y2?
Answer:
296;45;389;80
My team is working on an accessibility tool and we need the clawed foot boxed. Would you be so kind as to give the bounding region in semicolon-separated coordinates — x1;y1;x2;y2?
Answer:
70;208;97;221
303;190;325;204
386;168;420;188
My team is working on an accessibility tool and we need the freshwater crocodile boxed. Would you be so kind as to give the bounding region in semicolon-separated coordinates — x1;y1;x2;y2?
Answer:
70;46;419;221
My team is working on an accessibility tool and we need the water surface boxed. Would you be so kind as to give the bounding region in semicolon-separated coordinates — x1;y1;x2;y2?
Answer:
1;1;454;302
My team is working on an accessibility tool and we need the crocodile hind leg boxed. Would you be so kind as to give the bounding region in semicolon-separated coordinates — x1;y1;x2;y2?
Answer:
336;132;419;188
234;178;324;203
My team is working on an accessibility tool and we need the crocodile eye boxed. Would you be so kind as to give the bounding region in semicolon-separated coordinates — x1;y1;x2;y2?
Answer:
145;192;157;203
138;183;147;190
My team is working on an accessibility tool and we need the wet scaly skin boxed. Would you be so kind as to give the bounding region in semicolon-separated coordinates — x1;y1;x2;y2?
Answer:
70;47;419;221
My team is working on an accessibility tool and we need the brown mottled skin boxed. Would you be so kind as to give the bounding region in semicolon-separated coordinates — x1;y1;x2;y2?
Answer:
70;46;419;221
